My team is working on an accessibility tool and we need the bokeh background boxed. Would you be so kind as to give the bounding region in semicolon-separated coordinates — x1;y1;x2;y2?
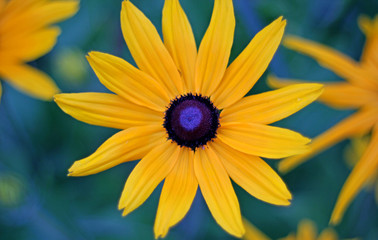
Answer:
1;0;377;239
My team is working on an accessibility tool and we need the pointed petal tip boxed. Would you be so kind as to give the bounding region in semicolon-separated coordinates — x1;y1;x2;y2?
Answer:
121;208;132;217
329;213;341;226
86;51;104;61
273;16;286;29
233;226;246;238
154;230;167;240
122;0;133;10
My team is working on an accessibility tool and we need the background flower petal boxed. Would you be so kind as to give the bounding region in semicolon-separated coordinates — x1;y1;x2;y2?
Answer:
268;75;377;109
318;228;338;240
0;27;60;62
243;218;271;240
297;220;317;240
330;125;378;224
278;109;378;173
0;0;79;35
0;63;59;100
284;36;378;90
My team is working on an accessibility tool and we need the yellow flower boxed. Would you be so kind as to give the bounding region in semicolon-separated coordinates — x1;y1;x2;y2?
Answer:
269;15;378;225
280;220;340;240
55;0;322;238
243;219;344;240
0;0;79;101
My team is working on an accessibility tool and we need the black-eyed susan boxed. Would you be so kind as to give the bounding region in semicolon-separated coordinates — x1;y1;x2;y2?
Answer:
269;15;378;225
0;0;79;101
243;219;344;240
55;0;323;238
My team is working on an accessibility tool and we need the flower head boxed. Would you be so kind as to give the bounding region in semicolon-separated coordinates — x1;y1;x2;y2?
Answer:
55;0;322;238
243;219;343;240
269;15;378;225
0;0;79;101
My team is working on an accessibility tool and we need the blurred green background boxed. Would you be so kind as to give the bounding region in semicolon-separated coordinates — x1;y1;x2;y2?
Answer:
0;0;377;239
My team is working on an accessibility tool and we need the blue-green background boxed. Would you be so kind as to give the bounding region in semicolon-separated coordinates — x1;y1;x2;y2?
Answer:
0;0;377;239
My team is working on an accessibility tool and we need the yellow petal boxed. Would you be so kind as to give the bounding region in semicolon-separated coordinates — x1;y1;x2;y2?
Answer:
162;0;197;93
320;83;377;109
268;75;377;109
218;122;310;159
121;0;183;97
194;0;235;95
317;228;338;240
267;75;303;88
358;15;378;72
154;148;198;239
0;0;5;12
330;126;378;225
284;36;378;90
278;109;378;173
87;51;170;112
0;63;59;100
194;147;245;237
375;180;378;206
243;218;271;240
0;27;60;62
213;17;286;109
54;92;162;129
297;220;317;240
211;140;291;206
221;84;323;124
118;142;180;216
0;0;79;35
68;125;166;176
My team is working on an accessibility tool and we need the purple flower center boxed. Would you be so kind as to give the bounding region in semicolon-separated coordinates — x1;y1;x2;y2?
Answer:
179;106;203;131
164;94;220;150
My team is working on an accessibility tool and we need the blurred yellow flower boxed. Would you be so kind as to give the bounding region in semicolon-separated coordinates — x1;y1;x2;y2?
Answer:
269;15;378;224
0;0;79;101
55;0;322;238
279;220;339;240
243;219;349;240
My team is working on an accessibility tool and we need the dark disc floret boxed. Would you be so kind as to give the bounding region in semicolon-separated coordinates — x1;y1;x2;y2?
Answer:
164;93;220;150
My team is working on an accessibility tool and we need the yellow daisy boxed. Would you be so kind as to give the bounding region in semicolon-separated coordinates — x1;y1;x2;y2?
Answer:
243;219;343;240
269;15;378;225
0;0;79;101
55;0;323;238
